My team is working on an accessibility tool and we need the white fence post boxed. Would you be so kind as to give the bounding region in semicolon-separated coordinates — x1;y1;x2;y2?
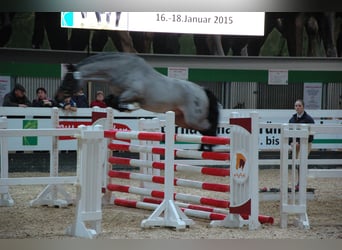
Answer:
93;107;114;205
0;116;13;206
280;123;310;229
66;124;105;238
30;107;74;207
249;111;260;230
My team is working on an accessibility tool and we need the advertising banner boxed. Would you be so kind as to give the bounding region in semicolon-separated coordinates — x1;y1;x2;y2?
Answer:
61;12;265;36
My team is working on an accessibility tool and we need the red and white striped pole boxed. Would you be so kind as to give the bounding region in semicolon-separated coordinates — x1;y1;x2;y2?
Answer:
108;170;230;192
108;156;230;177
108;143;230;161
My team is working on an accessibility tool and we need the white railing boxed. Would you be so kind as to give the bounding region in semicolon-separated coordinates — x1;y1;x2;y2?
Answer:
1;107;340;169
0;120;106;238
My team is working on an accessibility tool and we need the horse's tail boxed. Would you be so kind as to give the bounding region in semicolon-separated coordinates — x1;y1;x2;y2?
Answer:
199;88;220;151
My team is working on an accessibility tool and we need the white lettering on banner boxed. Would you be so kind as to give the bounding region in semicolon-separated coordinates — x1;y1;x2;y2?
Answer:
259;127;281;147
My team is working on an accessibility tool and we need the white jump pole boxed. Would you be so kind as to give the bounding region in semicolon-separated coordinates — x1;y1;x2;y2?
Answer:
141;111;194;230
280;123;310;229
99;107;115;205
66;124;105;238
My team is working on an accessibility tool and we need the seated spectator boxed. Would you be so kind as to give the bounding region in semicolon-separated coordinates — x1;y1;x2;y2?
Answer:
32;87;55;107
2;83;31;107
54;88;65;104
72;88;89;108
90;90;107;108
56;94;77;112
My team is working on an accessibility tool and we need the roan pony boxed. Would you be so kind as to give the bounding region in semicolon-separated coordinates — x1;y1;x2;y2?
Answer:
59;52;220;151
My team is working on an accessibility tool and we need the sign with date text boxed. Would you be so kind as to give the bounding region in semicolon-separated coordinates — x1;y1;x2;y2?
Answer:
61;12;264;36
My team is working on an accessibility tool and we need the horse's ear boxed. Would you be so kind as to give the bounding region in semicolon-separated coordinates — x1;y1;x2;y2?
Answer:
66;64;77;72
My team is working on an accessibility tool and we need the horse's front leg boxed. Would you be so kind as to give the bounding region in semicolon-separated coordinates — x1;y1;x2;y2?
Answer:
119;89;140;102
103;94;134;112
104;90;141;112
119;90;141;110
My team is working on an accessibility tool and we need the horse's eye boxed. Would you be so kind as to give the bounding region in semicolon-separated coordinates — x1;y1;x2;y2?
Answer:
73;71;81;80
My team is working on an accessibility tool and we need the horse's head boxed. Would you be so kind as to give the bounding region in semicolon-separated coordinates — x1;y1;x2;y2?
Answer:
58;64;82;100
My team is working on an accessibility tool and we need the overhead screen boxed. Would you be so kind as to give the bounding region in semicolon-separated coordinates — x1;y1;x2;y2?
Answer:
61;12;265;36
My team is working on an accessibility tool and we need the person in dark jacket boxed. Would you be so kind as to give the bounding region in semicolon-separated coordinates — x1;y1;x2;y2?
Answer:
288;99;314;189
289;99;315;149
32;87;55;107
72;88;89;108
2;83;31;107
56;93;77;112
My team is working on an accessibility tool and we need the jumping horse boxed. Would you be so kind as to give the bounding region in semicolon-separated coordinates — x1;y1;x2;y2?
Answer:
59;52;220;151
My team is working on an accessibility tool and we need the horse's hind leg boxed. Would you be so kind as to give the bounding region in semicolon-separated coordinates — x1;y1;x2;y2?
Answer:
198;127;216;151
181;108;211;131
180;110;214;151
199;89;220;151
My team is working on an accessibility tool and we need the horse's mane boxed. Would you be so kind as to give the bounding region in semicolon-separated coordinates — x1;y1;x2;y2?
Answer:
65;63;76;72
77;52;142;68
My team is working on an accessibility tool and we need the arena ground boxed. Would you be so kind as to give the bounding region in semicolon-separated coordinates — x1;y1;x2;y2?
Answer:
0;168;341;239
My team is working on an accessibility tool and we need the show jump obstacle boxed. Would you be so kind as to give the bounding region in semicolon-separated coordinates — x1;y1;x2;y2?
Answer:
0;108;317;238
0;108;76;208
104;111;262;230
0;114;106;238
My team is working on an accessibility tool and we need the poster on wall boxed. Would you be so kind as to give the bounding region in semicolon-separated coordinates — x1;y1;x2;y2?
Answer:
0;76;11;106
268;69;288;85
303;82;322;109
168;67;189;80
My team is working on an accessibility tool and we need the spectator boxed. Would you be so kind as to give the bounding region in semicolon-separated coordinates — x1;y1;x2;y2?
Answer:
288;99;314;190
289;99;315;157
56;93;77;112
2;83;31;107
72;88;89;108
90;90;107;108
32;87;55;107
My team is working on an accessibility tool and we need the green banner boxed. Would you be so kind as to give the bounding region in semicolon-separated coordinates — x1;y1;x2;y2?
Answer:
22;120;38;146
